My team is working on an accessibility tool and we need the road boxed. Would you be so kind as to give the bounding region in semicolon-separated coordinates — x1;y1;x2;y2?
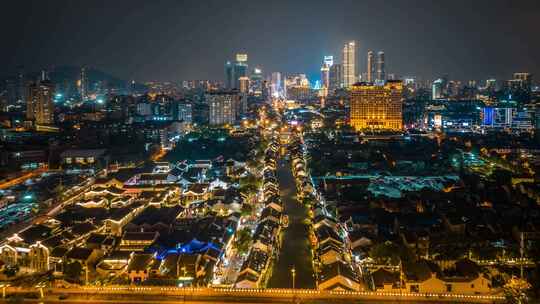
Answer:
0;168;47;190
0;287;505;303
267;158;315;289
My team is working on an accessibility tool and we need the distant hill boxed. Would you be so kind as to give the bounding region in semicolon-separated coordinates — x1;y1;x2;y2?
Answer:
2;66;148;93
48;66;128;88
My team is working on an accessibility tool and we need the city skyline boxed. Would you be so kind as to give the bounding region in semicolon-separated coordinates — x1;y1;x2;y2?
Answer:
0;1;539;301
1;0;539;83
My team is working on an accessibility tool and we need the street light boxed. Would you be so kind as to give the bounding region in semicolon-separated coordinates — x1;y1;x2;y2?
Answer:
0;283;10;298
35;282;46;298
290;266;296;290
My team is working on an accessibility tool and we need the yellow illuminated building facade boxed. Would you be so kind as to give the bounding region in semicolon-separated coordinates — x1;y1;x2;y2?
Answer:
349;80;403;131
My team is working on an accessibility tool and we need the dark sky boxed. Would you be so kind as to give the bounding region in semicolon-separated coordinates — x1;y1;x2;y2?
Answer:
2;0;539;83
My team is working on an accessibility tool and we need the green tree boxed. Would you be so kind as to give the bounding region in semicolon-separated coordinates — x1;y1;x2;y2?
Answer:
2;265;19;277
369;242;402;265
240;204;253;217
234;228;252;255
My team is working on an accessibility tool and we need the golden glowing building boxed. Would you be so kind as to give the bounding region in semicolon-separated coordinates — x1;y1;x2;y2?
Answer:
349;80;403;131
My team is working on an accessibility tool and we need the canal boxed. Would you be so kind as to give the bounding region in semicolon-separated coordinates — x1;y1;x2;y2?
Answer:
267;158;315;289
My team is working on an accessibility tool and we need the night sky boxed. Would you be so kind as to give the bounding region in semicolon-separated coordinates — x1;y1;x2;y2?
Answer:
2;0;539;82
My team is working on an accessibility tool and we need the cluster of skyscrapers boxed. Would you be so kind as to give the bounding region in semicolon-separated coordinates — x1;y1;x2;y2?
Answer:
317;40;401;132
225;54;248;91
224;54;265;96
319;41;388;95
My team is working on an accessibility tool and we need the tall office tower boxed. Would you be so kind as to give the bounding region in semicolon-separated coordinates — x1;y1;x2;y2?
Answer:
26;78;55;125
270;72;282;98
432;79;444;100
233;54;248;89
349;80;403;131
367;51;375;83
225;61;234;89
321;63;330;89
206;91;241;125
342;41;356;88
238;76;250;94
376;51;386;82
329;63;343;91
250;67;263;96
80;67;88;101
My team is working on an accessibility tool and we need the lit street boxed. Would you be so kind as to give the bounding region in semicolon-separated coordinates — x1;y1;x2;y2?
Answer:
0;286;505;303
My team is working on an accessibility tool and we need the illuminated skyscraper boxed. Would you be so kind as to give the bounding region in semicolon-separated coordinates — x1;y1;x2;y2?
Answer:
233;54;248;89
270;72;283;98
321;63;330;89
250;67;263;96
376;51;385;82
367;51;375;83
225;61;234;89
329;63;342;92
27;77;55;125
349;80;403;131
342;41;356;88
225;54;249;90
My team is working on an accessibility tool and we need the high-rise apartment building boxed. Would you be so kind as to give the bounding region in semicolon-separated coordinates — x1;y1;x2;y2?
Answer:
349;80;403;131
80;67;88;101
342;41;356;88
27;78;55;125
177;102;192;124
238;77;250;94
485;79;498;92
376;51;385;82
207;91;242;125
511;72;532;91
